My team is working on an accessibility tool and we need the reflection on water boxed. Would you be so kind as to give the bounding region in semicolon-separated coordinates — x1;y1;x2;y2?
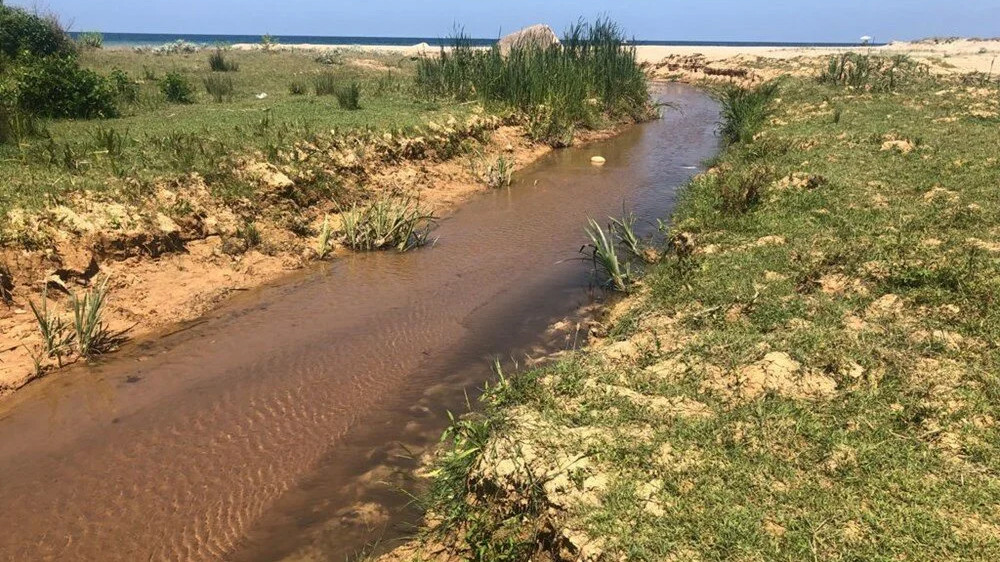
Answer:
0;84;719;561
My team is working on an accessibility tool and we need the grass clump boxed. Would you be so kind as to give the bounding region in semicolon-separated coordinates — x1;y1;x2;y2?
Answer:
340;197;435;252
313;73;337;96
583;217;632;292
715;80;779;145
203;75;235;102
335;81;361;110
417;19;651;146
288;79;308;95
160;71;195;103
71;277;113;357
208;48;239;72
482;155;514;188
28;288;73;365
819;52;928;91
316;215;334;258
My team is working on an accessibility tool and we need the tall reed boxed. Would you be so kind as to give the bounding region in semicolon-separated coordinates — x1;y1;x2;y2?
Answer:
716;81;779;145
417;19;651;145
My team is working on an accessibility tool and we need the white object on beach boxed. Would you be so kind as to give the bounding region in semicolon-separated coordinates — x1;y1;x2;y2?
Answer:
591;156;606;166
256;93;268;100
860;35;872;45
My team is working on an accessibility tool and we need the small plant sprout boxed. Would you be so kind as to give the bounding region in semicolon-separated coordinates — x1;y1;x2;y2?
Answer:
71;277;113;357
484;155;514;188
583;217;632;292
317;215;334;259
28;287;73;366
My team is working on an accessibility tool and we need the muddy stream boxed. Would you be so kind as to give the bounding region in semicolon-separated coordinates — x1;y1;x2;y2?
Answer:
0;84;718;561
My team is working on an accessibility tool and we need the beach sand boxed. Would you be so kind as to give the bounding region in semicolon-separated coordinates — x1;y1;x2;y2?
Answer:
231;38;1000;75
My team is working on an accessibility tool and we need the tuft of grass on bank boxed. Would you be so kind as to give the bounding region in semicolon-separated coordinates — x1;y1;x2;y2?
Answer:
412;66;1000;561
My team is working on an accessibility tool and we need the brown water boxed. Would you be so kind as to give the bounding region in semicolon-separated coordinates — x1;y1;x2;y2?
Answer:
0;84;718;562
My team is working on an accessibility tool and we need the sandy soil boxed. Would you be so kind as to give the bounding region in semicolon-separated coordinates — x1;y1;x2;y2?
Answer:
232;38;1000;75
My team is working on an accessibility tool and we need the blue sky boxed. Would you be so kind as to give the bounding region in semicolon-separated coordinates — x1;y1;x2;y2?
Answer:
8;1;1000;42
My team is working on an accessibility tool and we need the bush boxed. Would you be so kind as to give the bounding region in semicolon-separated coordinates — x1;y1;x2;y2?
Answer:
208;48;239;72
335;81;360;110
0;4;74;59
203;75;234;102
76;31;103;50
16;56;118;118
160;71;195;103
108;68;139;105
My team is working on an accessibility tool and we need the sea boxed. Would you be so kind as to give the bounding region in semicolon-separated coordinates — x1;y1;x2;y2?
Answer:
70;32;876;49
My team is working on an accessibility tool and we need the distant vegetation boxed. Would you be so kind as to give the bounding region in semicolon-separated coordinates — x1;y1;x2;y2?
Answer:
0;4;122;140
417;19;652;146
819;52;928;91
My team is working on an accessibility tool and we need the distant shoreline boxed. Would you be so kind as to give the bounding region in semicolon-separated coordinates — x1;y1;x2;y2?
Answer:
69;31;877;49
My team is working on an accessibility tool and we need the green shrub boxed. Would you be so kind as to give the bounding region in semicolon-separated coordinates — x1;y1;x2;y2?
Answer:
203;75;234;102
16;56;118;118
335;81;360;109
108;68;139;105
76;31;103;50
208;48;239;72
0;4;74;59
160;71;195;103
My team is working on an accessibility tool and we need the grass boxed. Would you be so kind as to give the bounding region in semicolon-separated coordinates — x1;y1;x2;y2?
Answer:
819;52;928;91
482;154;514;188
715;80;780;145
70;277;112;357
208;48;239;72
28;288;73;365
316;215;334;258
414;65;1000;560
609;210;644;260
335;81;361;110
340;197;435;252
417;18;652;145
0;48;471;236
203;75;235;102
313;72;338;96
584;217;632;292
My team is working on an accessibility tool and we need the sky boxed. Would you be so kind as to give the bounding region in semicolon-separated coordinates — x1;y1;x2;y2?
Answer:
7;0;1000;43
